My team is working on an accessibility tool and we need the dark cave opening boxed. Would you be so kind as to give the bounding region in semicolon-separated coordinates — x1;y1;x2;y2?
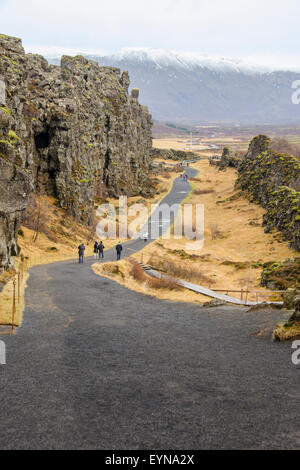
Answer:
34;127;58;195
34;130;50;149
105;115;111;132
104;149;111;170
103;149;111;185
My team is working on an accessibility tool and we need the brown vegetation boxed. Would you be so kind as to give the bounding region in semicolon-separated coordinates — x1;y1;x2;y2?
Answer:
273;321;300;341
209;223;224;240
129;259;182;290
193;188;215;195
147;255;214;286
189;177;202;182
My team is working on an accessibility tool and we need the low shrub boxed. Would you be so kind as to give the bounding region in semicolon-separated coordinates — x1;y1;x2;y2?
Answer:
193;188;214;195
147;276;182;291
130;259;182;291
130;259;147;282
148;255;214;286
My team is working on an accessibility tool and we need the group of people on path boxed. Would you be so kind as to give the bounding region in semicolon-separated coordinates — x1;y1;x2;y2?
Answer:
180;173;189;181
78;241;123;263
93;241;105;259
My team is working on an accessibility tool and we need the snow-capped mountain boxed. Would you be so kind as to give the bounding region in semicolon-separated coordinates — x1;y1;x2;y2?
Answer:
97;48;272;74
47;48;300;124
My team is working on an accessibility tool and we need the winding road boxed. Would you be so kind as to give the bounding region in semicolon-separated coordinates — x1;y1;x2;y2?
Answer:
0;169;299;449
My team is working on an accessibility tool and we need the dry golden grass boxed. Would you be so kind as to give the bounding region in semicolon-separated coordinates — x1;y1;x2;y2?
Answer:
273;321;300;341
147;254;214;286
130;259;147;282
189;177;202;182
0;269;16;286
193;188;215;195
129;258;181;290
0;268;28;328
153;137;219;154
160;172;172;179
93;259;209;304
152;135;249;156
147;276;181;291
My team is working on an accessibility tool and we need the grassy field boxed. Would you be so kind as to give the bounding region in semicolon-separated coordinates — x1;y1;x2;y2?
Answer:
153;124;300;157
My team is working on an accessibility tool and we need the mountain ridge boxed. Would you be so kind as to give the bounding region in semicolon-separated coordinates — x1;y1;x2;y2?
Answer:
46;48;300;125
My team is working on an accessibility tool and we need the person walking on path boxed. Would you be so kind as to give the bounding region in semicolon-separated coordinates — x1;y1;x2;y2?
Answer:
78;243;85;264
116;242;123;261
93;241;98;259
98;241;105;259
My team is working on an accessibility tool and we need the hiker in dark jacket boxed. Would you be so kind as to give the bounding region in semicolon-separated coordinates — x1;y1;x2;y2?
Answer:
93;241;98;259
98;241;105;259
116;242;123;261
78;243;85;264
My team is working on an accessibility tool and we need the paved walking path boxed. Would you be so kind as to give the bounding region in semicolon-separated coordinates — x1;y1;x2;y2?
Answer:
0;168;299;449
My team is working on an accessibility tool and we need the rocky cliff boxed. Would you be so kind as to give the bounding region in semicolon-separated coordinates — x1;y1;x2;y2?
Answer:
236;135;300;251
216;135;300;251
0;34;153;270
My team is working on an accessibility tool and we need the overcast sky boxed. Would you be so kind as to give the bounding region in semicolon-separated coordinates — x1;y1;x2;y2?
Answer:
1;0;300;69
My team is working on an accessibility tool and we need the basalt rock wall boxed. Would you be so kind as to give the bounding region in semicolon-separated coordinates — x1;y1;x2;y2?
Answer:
236;135;300;251
0;34;152;269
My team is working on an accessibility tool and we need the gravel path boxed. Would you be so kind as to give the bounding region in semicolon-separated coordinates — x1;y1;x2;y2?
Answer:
0;169;299;449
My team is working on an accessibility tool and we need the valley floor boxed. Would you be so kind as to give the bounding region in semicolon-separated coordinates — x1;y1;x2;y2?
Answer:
0;162;299;449
95;159;297;305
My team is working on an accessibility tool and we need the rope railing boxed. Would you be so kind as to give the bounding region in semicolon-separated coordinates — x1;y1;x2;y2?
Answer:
137;260;285;305
5;251;83;331
10;256;28;331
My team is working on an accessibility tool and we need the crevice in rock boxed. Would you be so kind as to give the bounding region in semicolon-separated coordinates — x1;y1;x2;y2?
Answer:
34;125;58;196
103;148;111;186
104;148;111;170
34;129;50;149
105;115;110;132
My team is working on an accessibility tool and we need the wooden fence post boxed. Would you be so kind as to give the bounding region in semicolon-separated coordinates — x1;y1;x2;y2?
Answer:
17;271;20;304
12;279;16;331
